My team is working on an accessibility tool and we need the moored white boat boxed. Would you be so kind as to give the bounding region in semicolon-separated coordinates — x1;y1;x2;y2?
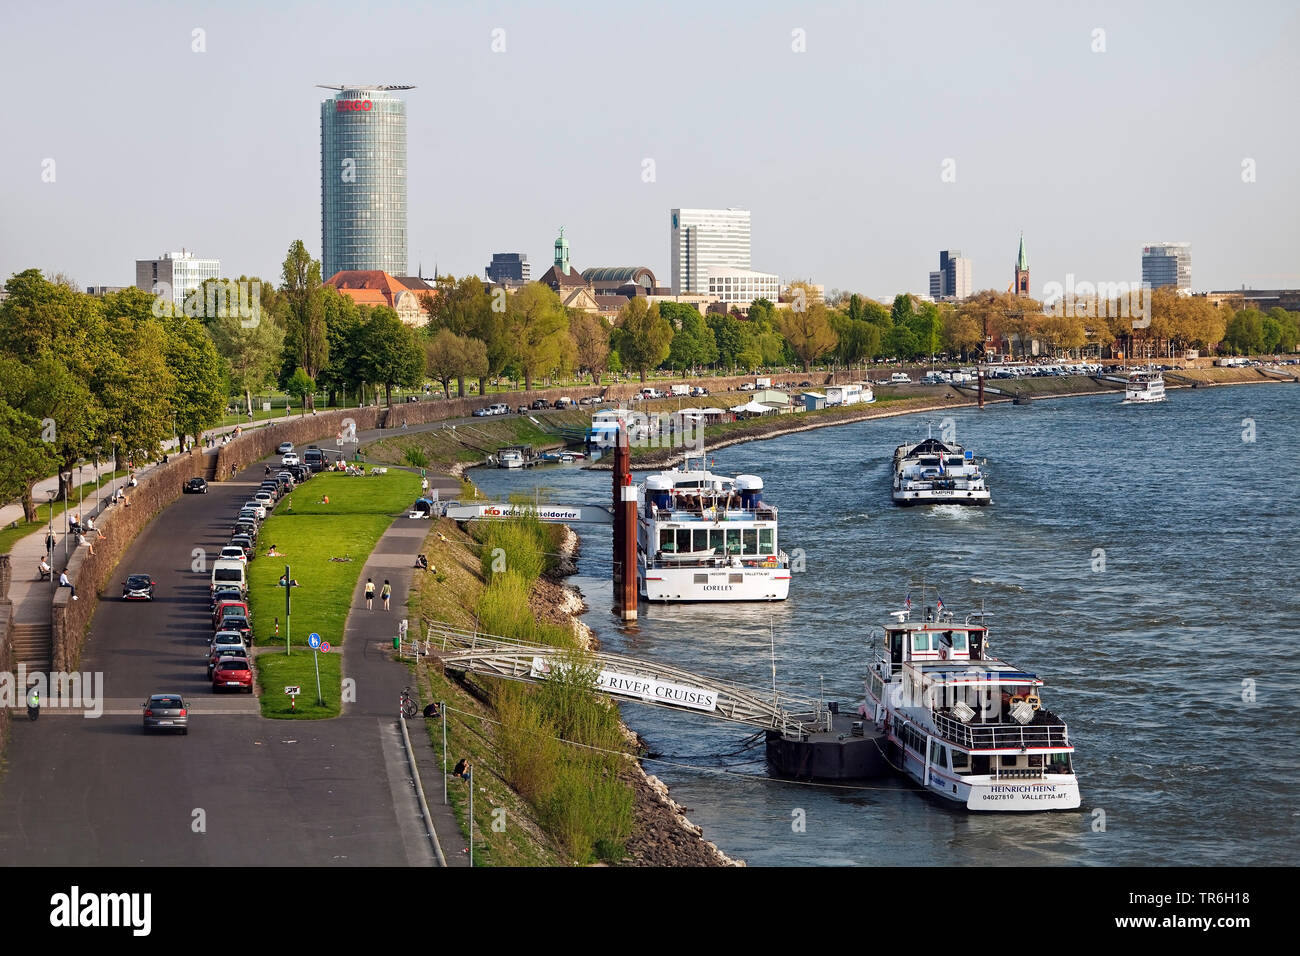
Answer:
1123;369;1166;403
862;595;1081;811
637;452;790;602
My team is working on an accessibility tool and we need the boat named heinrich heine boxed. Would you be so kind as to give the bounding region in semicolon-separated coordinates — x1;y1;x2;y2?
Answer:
637;451;790;602
1123;368;1166;403
862;593;1081;811
892;428;991;506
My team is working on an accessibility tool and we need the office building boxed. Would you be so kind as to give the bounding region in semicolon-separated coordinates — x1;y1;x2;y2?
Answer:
670;208;752;295
319;84;415;280
1142;242;1192;293
135;250;221;305
485;253;530;285
708;267;780;309
929;250;972;301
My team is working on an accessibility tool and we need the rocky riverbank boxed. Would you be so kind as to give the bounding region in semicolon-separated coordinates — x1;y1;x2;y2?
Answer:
534;526;742;867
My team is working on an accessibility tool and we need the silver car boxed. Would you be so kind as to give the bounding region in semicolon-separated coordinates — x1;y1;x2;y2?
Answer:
142;694;189;734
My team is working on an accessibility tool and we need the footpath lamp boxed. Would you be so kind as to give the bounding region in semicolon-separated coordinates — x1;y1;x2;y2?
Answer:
61;472;72;557
92;446;102;513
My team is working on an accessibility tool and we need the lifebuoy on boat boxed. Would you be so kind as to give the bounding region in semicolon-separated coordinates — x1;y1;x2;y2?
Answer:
939;648;948;660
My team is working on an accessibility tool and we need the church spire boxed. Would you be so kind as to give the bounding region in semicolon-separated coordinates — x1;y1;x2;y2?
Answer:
554;226;570;276
1012;232;1030;297
1016;232;1028;272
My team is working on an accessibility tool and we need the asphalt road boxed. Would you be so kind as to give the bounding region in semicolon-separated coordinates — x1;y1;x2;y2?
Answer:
0;461;433;866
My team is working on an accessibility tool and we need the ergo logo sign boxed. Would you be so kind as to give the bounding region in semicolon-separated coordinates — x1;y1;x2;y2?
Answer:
336;99;373;112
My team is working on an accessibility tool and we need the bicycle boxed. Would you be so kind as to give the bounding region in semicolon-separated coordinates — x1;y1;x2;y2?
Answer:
399;687;417;719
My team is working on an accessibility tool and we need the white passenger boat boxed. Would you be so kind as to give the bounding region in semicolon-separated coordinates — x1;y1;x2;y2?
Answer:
891;429;991;506
637;452;790;602
861;596;1081;811
498;449;526;469
1123;369;1166;403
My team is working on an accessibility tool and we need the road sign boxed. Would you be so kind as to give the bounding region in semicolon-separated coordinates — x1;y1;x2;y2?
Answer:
284;686;301;696
320;641;331;653
307;632;322;649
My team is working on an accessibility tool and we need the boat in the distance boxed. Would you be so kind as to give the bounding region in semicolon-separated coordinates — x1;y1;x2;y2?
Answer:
1124;368;1166;403
892;427;991;506
861;593;1081;811
637;451;791;602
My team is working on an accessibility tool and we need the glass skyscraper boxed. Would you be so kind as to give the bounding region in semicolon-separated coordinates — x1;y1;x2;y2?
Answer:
670;208;752;295
1141;242;1192;292
319;85;414;279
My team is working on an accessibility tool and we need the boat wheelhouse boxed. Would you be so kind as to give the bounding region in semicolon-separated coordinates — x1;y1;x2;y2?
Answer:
637;453;790;602
892;432;991;506
1124;369;1166;403
862;600;1080;811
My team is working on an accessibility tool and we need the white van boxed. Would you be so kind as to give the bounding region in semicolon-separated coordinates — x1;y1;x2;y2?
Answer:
641;387;664;400
889;372;912;384
755;377;772;389
210;558;247;594
669;384;690;397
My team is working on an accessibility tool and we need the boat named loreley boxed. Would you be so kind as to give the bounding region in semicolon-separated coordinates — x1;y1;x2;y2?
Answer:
861;594;1081;811
892;428;991;505
637;451;791;602
1123;368;1166;403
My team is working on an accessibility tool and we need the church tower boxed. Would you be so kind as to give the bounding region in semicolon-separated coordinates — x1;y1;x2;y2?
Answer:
1013;232;1030;296
554;227;571;276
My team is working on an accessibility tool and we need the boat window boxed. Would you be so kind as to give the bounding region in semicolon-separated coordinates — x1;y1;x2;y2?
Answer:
693;529;710;552
950;632;968;652
1000;755;1018;767
742;529;758;554
675;529;691;553
726;529;742;554
659;530;674;551
729;573;744;584
938;745;948;768
951;750;969;770
758;528;774;555
912;633;930;653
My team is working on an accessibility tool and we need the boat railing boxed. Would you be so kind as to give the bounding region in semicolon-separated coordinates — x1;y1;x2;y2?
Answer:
933;710;1069;750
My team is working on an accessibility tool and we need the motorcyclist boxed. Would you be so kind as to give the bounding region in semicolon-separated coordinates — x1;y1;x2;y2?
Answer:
27;681;40;721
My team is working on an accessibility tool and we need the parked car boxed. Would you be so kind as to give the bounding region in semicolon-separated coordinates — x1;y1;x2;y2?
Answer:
183;477;208;495
212;657;254;694
233;520;259;542
489;403;510;415
303;448;327;472
211;587;243;612
689;386;710;397
281;452;300;466
253;491;274;508
578;395;602;405
277;442;295;455
472;406;491;417
553;397;575;408
230;535;255;561
121;573;156;601
242;501;266;520
219;545;248;566
142;694;188;735
531;399;551;409
213;599;250;629
208;632;249;677
516;405;528;414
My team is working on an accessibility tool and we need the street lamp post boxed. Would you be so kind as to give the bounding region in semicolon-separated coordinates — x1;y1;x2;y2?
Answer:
61;473;72;558
92;446;102;514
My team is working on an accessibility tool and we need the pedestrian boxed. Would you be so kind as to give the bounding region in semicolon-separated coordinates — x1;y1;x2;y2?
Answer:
381;579;392;611
27;680;40;721
364;578;375;610
59;569;77;601
45;531;55;555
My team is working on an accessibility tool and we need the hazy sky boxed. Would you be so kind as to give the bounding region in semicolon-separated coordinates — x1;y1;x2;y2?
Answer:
2;0;1297;300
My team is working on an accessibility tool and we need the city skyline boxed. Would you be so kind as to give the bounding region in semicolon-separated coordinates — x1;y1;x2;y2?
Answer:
1;1;1297;299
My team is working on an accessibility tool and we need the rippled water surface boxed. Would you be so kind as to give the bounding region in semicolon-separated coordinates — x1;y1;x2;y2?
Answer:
469;385;1300;865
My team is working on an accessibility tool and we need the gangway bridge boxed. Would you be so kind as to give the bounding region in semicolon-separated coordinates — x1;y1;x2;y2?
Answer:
405;622;832;739
441;502;613;524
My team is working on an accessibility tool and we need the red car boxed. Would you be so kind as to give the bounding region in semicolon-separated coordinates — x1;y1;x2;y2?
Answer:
211;656;253;693
212;600;250;630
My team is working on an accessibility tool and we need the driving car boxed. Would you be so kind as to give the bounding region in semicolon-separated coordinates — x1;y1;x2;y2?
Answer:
277;442;295;455
121;573;156;601
281;453;300;466
142;694;189;734
182;477;208;494
212;656;253;694
516;404;528;414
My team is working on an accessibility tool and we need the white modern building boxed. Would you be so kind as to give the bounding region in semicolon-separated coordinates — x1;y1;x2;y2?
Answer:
708;267;780;308
670;207;752;295
1141;242;1191;293
135;250;222;306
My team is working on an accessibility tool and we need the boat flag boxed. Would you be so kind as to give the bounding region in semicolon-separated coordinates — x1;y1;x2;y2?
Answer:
936;594;944;613
937;453;946;475
905;592;912;610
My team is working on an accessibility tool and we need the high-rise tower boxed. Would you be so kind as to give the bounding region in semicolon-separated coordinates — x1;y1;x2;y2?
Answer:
319;84;415;279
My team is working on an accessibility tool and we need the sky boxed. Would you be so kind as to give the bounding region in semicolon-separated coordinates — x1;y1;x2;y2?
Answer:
1;0;1297;301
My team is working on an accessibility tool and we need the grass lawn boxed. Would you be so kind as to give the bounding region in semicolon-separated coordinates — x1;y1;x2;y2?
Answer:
247;468;420;718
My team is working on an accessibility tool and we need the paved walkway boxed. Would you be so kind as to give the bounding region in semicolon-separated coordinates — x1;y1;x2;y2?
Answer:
341;471;469;865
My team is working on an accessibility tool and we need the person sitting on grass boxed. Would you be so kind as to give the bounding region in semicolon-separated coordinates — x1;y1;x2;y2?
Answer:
452;757;471;782
414;553;429;571
267;544;283;557
422;701;440;719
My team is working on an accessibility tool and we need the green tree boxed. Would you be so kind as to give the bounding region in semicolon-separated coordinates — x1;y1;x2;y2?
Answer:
356;307;424;405
283;367;315;410
0;358;60;520
280;240;328;407
614;298;673;382
163;315;226;445
570;311;612;385
778;302;838;371
1222;309;1264;355
506;284;569;391
707;314;747;370
209;309;286;416
425;327;474;397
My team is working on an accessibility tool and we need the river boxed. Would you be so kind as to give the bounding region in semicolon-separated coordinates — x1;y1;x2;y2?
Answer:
468;384;1299;866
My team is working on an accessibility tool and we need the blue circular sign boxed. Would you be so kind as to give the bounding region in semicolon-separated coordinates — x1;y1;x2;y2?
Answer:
307;632;322;649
